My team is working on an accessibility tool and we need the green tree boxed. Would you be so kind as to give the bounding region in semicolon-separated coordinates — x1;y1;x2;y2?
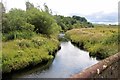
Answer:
43;3;52;14
26;1;34;10
55;15;94;31
72;15;87;22
2;9;35;33
27;8;60;35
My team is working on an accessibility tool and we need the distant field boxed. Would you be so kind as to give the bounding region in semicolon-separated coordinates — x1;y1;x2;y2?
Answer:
66;26;118;59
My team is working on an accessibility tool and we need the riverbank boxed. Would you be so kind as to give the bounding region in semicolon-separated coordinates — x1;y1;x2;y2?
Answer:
2;34;60;73
66;26;118;59
6;41;98;78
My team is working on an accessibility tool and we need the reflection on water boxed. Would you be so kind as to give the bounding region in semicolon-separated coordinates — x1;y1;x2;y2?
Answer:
14;41;98;78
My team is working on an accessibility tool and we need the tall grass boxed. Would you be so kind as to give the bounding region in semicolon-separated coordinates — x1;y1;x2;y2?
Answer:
66;26;118;59
2;35;60;73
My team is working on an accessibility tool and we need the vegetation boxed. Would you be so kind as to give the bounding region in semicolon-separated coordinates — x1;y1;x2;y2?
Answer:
54;15;93;32
2;2;61;73
26;8;61;35
1;0;118;74
2;35;60;73
66;26;118;59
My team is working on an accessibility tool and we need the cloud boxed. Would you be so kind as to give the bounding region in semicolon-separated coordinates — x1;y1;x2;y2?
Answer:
4;0;118;16
86;12;117;23
69;12;118;24
3;0;118;24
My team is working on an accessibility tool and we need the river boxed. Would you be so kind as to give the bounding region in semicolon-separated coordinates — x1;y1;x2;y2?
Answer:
10;41;98;78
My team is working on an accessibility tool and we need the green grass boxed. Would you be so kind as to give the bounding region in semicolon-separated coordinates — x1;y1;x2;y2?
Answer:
66;26;118;59
2;34;60;73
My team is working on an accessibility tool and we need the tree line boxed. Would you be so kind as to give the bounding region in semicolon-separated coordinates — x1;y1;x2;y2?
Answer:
1;1;93;41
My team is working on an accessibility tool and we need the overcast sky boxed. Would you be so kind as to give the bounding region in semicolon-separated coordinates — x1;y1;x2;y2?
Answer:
2;0;119;24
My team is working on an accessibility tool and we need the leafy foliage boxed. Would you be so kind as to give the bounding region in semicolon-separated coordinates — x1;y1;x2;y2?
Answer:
54;15;93;31
26;1;34;10
2;2;61;40
26;8;60;35
2;2;61;73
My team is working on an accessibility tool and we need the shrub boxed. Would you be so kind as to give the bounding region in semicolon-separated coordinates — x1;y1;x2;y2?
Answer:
3;31;34;41
18;40;32;48
27;8;60;35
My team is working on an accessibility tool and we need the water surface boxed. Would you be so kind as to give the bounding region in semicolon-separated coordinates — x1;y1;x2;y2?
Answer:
16;41;98;78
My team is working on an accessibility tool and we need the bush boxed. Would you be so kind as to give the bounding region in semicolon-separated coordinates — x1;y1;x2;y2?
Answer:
3;31;34;41
27;8;61;35
18;40;32;48
54;15;94;31
2;7;60;39
2;9;27;33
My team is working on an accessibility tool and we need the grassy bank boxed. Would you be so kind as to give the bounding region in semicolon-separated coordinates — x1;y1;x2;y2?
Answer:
66;26;118;59
2;34;60;73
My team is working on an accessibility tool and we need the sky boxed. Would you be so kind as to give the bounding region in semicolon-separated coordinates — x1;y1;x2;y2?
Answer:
2;0;120;24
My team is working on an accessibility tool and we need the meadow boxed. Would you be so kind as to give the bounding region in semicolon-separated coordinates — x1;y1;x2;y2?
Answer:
66;26;118;59
2;35;60;73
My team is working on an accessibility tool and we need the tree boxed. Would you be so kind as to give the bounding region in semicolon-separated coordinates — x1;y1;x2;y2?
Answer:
26;1;34;10
27;8;60;35
2;8;34;33
43;3;52;14
72;15;87;22
54;15;94;31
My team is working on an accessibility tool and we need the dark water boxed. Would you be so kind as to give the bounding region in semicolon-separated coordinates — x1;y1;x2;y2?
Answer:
13;41;98;78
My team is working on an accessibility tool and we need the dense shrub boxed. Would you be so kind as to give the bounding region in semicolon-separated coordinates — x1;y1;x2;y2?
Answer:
2;6;61;40
2;9;28;33
26;8;61;35
3;31;34;41
54;15;93;31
